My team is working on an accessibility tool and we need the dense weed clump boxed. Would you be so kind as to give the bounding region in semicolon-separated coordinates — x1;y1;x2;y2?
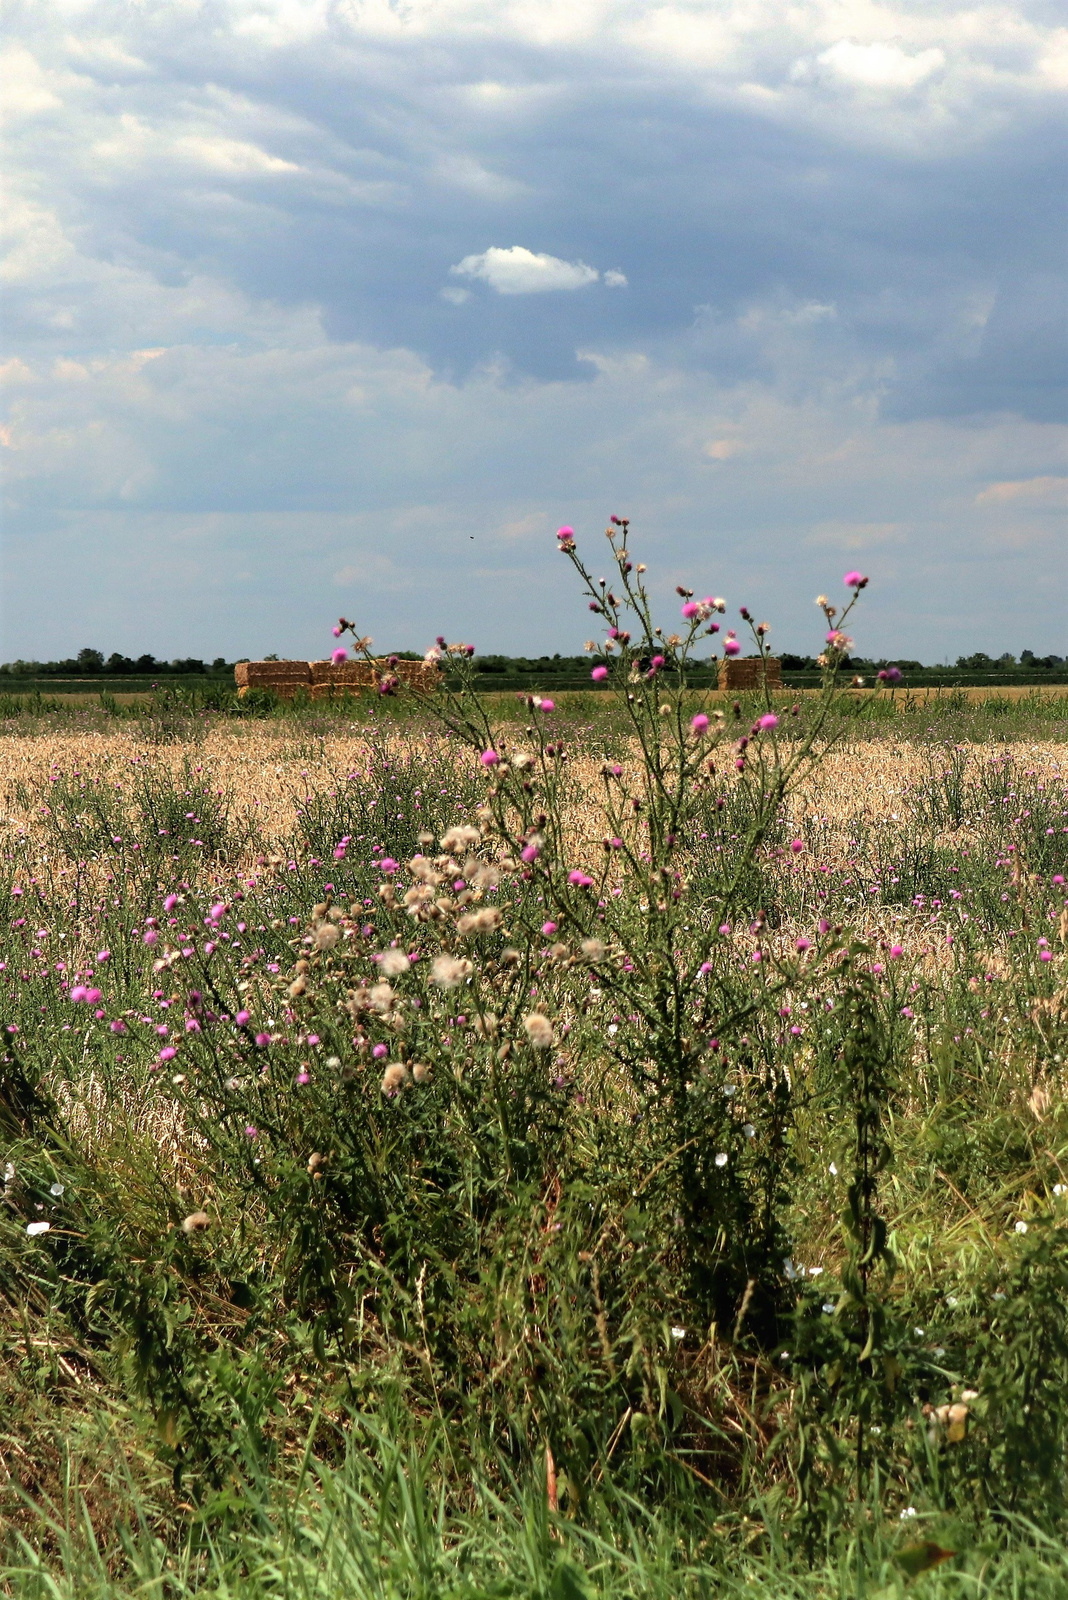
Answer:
0;522;1066;1596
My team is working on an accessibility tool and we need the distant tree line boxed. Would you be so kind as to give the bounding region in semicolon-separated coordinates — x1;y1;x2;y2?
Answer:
1;647;1064;681
0;649;231;677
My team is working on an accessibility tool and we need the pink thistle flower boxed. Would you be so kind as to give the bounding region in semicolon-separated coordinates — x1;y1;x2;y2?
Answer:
691;713;709;734
568;870;595;887
332;625;343;637
379;857;399;873
143;930;159;946
556;525;575;541
890;945;903;959
235;1010;250;1026
244;1125;259;1140
331;647;348;664
591;665;608;682
533;697;555;712
790;839;804;853
521;843;540;862
843;571;868;588
542;921;558;935
159;1045;177;1061
681;601;700;619
163;894;178;912
85;988;102;1004
723;639;741;657
796;938;811;952
373;1042;388;1059
877;666;902;685
480;749;499;766
757;713;778;731
254;1032;271;1047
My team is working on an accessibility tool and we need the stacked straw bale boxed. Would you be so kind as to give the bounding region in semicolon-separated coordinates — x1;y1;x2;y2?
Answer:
717;657;782;692
235;658;441;700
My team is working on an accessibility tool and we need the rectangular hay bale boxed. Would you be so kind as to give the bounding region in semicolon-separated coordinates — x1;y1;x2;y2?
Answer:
717;657;782;691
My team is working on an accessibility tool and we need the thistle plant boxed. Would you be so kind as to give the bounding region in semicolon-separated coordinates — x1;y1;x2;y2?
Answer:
330;518;875;1334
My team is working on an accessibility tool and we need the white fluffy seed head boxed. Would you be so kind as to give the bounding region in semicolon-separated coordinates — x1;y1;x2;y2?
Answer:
523;1012;554;1050
378;949;410;978
381;1063;409;1094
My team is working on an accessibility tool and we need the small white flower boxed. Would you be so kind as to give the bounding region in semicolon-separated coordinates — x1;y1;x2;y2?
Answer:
899;1507;917;1521
670;1326;686;1341
49;1182;65;1197
822;1302;835;1314
742;1123;756;1138
715;1152;728;1168
914;1328;925;1337
808;1266;823;1277
828;1162;838;1176
945;1295;958;1308
26;1221;51;1237
1014;1220;1028;1235
1054;1184;1067;1196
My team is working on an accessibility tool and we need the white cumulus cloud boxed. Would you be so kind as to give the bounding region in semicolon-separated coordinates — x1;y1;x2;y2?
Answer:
814;41;946;91
451;245;601;294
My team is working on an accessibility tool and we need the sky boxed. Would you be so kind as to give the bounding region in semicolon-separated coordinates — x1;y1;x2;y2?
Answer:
2;0;1066;666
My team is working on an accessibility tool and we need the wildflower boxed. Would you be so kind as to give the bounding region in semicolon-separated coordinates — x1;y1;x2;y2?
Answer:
236;1010;250;1026
757;714;778;731
381;1062;408;1094
723;638;740;657
50;1182;64;1197
331;647;348;664
523;1012;554;1049
532;697;555;712
182;1211;211;1233
521;841;541;863
877;666;902;685
581;937;606;962
159;1045;177;1061
315;924;340;951
670;1326;686;1340
26;1222;51;1237
480;749;500;767
378;949;410;977
1015;1220;1028;1234
568;870;594;888
715;1152;728;1168
431;954;472;989
843;570;868;588
790;839;803;853
691;713;709;734
244;1125;259;1140
556;525;575;545
372;1042;388;1059
411;1063;430;1083
378;857;399;873
591;665;608;682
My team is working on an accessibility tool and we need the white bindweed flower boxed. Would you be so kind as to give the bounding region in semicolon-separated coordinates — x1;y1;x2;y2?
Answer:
1014;1221;1028;1234
50;1182;65;1197
899;1507;917;1520
26;1221;50;1236
715;1152;728;1168
670;1326;686;1340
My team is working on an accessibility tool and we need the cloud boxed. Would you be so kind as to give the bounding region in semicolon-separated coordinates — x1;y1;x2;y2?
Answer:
975;475;1068;506
450;246;601;294
810;41;946;91
2;1;1067;663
